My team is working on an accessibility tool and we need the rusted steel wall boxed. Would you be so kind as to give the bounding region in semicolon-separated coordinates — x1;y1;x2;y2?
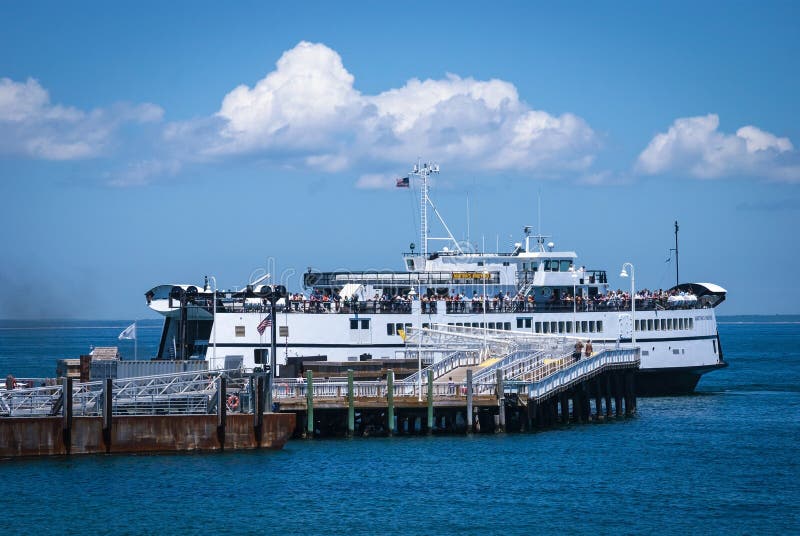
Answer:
109;415;221;453
0;417;65;457
0;413;296;458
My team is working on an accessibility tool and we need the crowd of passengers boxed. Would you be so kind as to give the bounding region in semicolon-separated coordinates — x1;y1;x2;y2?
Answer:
274;287;698;313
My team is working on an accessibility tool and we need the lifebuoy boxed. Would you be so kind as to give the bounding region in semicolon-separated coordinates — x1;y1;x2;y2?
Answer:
226;394;240;411
542;287;552;297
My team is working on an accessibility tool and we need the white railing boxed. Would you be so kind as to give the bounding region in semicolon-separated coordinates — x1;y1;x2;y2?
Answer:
527;349;640;401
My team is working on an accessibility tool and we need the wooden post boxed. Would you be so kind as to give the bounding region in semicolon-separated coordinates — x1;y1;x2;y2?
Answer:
62;377;72;455
604;374;613;418
496;369;505;433
102;377;112;451
466;369;474;432
387;369;394;436
266;367;273;413
614;372;624;418
560;391;569;424
306;370;314;438
594;378;603;421
217;376;226;449
426;369;434;434
347;369;354;437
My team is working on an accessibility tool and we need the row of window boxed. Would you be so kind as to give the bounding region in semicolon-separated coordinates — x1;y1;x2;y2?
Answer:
247;315;693;337
446;321;513;331
522;318;604;334
636;317;694;331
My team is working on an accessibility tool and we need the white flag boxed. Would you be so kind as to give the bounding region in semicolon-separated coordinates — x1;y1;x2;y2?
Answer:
118;322;137;340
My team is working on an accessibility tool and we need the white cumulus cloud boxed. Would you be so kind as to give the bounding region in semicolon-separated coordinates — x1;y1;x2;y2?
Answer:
636;114;800;182
0;77;163;160
168;41;600;178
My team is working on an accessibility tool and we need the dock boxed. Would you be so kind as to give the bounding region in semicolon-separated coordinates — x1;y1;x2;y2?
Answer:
1;326;639;456
275;325;640;437
0;369;294;458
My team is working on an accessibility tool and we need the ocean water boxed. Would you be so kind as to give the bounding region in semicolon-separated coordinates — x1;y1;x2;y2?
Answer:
1;318;799;535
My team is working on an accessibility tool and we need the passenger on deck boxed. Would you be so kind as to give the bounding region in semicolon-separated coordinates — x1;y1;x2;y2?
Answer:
584;340;593;357
572;341;584;362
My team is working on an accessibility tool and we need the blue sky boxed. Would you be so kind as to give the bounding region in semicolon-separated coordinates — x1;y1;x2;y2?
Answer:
1;1;798;318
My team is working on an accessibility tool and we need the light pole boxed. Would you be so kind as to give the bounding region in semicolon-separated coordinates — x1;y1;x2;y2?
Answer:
619;263;636;346
483;270;489;357
208;275;218;369
570;267;577;334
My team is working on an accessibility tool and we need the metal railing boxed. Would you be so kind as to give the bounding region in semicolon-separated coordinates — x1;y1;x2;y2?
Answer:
525;349;640;401
0;369;247;418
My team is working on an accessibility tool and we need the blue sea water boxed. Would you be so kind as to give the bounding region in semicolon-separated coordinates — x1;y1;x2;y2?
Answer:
1;317;799;535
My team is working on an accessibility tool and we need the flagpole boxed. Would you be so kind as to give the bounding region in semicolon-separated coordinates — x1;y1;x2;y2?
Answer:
134;321;138;360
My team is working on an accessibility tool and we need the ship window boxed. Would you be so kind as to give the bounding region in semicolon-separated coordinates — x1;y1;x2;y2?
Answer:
673;349;680;355
534;321;542;333
423;323;430;329
235;326;245;337
582;321;588;333
504;322;511;331
667;319;673;330
661;319;666;330
597;321;603;332
560;260;572;272
589;321;596;333
558;321;565;333
688;318;694;329
503;262;510;267
361;319;370;330
387;324;395;335
566;322;572;333
532;262;539;272
550;321;557;333
477;261;484;266
472;323;479;328
405;323;412;332
575;321;581;333
654;320;659;331
642;350;649;356
542;322;549;333
350;319;359;330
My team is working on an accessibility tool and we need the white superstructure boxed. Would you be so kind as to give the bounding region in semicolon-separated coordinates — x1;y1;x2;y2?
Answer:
145;162;727;395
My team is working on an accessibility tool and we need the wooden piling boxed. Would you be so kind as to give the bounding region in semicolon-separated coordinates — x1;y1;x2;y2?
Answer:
347;369;354;437
306;370;314;437
62;377;72;454
426;369;434;434
217;376;226;449
387;369;394;436
102;377;112;451
560;391;569;424
496;369;505;433
466;369;474;432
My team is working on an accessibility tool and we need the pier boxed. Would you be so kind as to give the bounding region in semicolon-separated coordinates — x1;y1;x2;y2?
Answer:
0;369;294;458
274;326;640;437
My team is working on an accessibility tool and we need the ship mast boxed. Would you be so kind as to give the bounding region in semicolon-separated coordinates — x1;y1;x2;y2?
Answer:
410;159;462;269
674;221;679;286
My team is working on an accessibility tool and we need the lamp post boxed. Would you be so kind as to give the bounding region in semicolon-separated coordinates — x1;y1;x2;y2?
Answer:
619;263;636;346
570;267;577;334
483;270;489;357
208;275;218;369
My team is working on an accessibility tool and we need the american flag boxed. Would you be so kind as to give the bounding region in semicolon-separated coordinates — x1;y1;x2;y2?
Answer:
257;313;272;335
396;177;409;188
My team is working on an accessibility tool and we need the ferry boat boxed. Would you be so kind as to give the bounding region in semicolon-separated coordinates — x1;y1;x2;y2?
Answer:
144;162;727;395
